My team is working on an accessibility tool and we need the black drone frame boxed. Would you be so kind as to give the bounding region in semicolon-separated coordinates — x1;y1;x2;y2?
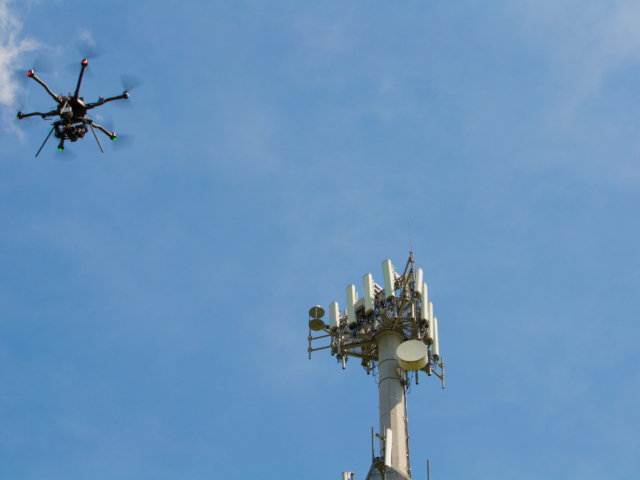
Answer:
17;59;130;157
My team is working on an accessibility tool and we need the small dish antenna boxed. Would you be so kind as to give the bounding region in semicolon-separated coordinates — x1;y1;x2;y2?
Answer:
396;340;429;371
309;306;325;319
309;305;326;331
309;319;326;331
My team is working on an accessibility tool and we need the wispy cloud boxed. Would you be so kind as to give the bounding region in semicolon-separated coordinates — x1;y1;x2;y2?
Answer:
0;0;39;135
505;1;640;183
78;29;96;46
512;1;640;110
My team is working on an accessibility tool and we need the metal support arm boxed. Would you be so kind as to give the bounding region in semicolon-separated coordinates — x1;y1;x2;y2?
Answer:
86;92;130;109
392;257;414;330
88;121;116;140
28;72;62;103
341;341;374;351
74;62;88;100
427;357;445;389
310;345;331;352
17;109;57;120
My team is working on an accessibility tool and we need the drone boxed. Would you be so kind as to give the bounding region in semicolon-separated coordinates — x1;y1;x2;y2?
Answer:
16;57;135;157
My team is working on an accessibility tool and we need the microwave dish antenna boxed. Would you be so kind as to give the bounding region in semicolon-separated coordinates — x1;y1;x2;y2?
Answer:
397;340;429;371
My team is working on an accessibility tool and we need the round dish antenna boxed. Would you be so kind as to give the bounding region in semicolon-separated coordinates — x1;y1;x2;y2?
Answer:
397;340;429;371
309;319;326;331
309;305;325;319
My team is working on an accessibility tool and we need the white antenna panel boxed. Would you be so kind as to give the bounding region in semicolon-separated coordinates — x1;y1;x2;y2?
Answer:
420;283;428;321
363;273;375;314
427;301;434;344
329;301;340;331
433;317;440;360
347;284;358;326
415;268;423;297
382;259;395;299
384;428;393;467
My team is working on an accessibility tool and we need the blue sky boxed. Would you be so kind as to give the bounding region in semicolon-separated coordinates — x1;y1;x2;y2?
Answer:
1;1;639;479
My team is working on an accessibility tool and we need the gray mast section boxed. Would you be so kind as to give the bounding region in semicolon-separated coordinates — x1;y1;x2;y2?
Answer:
378;331;409;474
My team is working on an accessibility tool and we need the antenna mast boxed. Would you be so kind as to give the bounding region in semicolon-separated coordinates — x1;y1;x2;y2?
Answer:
307;253;445;480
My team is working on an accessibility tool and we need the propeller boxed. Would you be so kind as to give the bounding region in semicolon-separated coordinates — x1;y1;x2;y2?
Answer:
32;54;55;74
53;147;77;161
97;115;136;150
100;115;115;132
112;133;136;150
75;39;105;60
13;112;40;130
121;74;143;92
65;39;104;78
15;53;56;86
65;60;94;78
13;81;48;129
110;75;143;110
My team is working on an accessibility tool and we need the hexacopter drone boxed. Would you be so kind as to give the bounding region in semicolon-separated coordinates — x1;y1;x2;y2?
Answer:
17;57;136;157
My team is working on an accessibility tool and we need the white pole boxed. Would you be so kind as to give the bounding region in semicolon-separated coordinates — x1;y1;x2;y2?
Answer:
377;331;409;475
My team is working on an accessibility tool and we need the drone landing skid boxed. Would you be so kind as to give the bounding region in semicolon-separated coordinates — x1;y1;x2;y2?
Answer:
35;126;55;158
89;124;104;153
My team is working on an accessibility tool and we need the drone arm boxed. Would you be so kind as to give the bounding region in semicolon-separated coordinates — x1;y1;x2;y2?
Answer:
73;61;88;100
88;121;116;140
17;111;47;119
17;109;58;120
103;92;130;104
86;91;130;111
28;72;62;104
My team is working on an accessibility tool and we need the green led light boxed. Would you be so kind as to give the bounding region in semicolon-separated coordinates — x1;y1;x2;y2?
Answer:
58;147;62;151
112;137;116;141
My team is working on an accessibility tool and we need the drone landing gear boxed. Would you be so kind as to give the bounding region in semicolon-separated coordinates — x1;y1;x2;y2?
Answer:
35;126;55;158
86;120;116;153
58;139;65;151
91;122;116;140
89;124;104;153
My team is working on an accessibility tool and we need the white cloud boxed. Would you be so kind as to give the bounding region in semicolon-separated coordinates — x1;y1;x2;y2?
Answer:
506;1;640;182
0;0;40;138
0;0;39;110
78;29;96;46
512;0;640;106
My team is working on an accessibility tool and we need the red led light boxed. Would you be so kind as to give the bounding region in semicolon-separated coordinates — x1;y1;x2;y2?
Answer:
82;59;88;66
27;71;32;77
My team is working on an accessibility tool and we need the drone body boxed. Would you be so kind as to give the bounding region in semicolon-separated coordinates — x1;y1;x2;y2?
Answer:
17;58;131;157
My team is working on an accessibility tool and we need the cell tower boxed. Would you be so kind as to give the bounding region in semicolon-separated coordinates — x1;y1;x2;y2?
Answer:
308;253;444;480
